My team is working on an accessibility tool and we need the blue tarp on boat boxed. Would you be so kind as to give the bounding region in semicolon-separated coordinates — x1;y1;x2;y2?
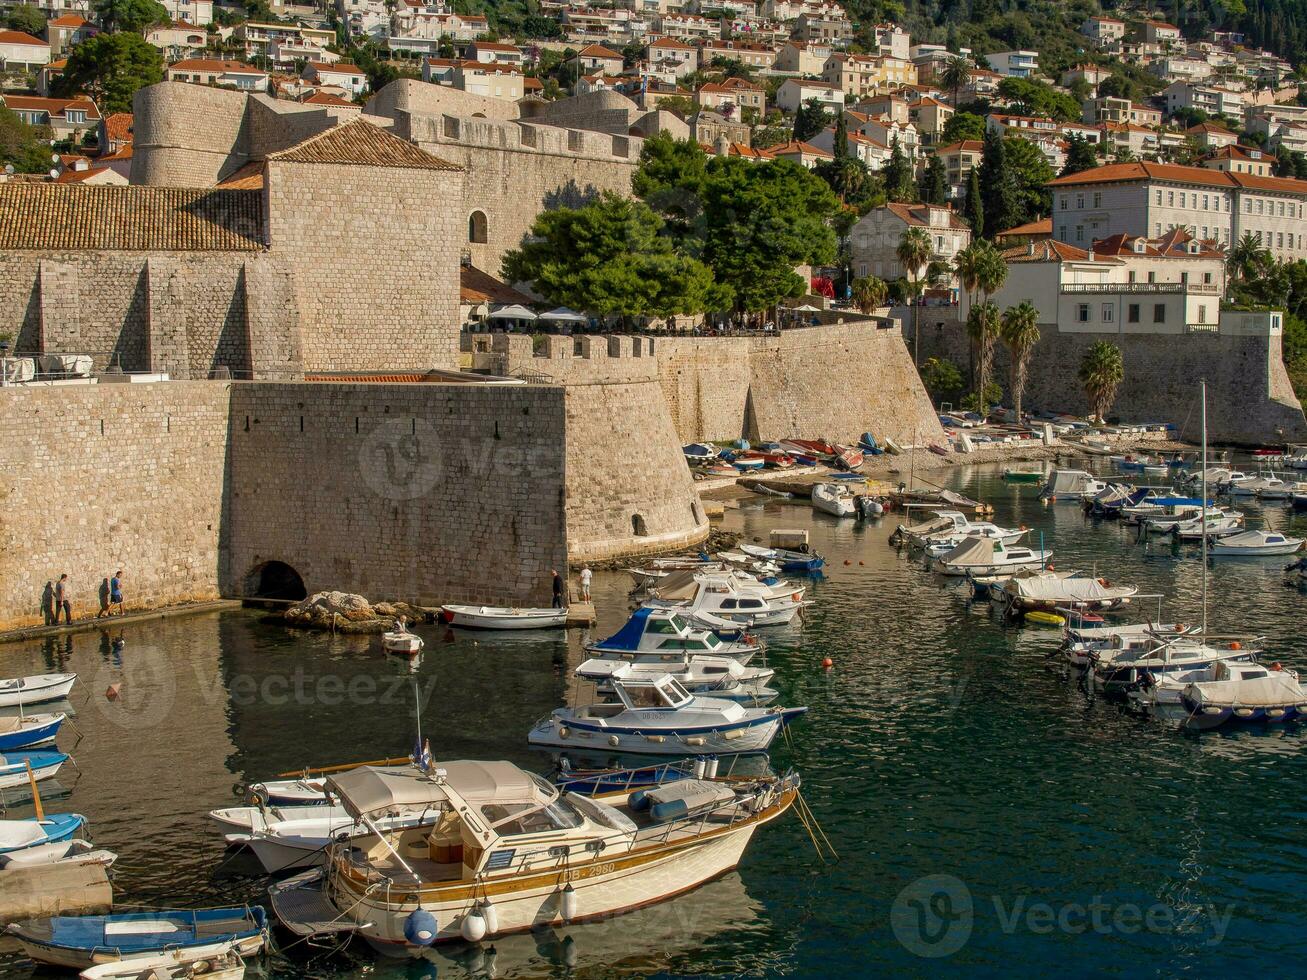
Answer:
592;608;654;651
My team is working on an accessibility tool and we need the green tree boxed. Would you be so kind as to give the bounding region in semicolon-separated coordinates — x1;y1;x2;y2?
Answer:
700;157;839;317
850;274;888;314
501;192;729;322
1079;340;1124;423
94;0;168;33
882;136;915;203
632;133;707;240
920;356;964;404
1227;232;1273;283
977;126;1018;239
962;166;983;232
831;108;848;162
942;111;985;144
54;32;163;115
1000;300;1040;419
938;55;973;107
919;154;949;205
897;225;932;365
4;4;46;34
792;97;831;143
0;107;54;174
814;155;878;209
1097;74;1136;101
966;301;1002;416
996;76;1082;121
1061;134;1098;177
1003;136;1054;226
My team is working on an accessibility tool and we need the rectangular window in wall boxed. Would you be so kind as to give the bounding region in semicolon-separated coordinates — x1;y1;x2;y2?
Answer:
1128;304;1140;323
1168;191;1174;206
1093;192;1101;208
1076;226;1084;241
1203;272;1212;284
1156;190;1162;205
1077;304;1090;322
1154;303;1166;323
1102;304;1114;322
1198;305;1207;323
1076;194;1085;209
1279;232;1285;248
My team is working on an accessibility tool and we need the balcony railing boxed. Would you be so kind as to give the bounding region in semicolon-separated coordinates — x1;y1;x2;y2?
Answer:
1185;322;1220;334
1060;282;1221;295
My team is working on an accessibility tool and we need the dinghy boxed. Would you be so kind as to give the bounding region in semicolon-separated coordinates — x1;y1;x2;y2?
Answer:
1002;468;1042;483
811;482;856;517
528;675;806;755
245;776;331;807
207;803;349;835
575;656;777;704
0;750;69;789
1169;514;1244;540
80;949;246;980
439;605;569;629
0;674;76;708
0;839;116;870
584;608;763;664
6;907;268;970
1209;529;1304;556
681;443;718;463
736;543;824;572
0;712;64;750
0;814;85;855
381;625;423;655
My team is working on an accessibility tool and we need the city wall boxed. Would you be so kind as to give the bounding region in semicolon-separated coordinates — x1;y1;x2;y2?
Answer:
912;315;1307;444
470;323;947;445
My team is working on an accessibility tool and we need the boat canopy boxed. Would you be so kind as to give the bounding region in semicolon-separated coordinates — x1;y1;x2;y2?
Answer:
593;608;655;649
1187;669;1307;707
648;570;706;600
937;536;1002;564
327;762;551;820
1000;574;1137;602
1044;470;1094;494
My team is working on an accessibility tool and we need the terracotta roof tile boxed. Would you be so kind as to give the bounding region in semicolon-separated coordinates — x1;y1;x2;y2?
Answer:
215;160;265;190
102;112;133;143
4;95;100;121
885;202;970;229
1048;161;1307;195
0;185;264;251
0;30;46;46
996;216;1052;237
460;265;535;305
267;119;461;171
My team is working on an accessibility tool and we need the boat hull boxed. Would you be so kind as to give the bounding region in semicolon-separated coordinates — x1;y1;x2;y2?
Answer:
0;675;76;708
527;712;798;755
441;606;569;630
1179;698;1307;729
0;714;63;751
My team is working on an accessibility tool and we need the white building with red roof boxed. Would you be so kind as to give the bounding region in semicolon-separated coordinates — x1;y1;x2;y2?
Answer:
165;58;269;92
0;29;51;70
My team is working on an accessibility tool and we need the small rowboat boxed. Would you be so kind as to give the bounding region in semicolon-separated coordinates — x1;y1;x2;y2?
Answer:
0;712;64;750
381;630;423;655
81;949;247;980
0;674;76;708
0;838;116;871
0;750;69;789
1003;468;1042;483
7;907;268;970
0;813;85;855
440;605;569;630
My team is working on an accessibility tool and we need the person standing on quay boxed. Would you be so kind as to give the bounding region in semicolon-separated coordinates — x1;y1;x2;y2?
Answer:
579;564;592;602
551;570;564;609
110;570;124;616
54;574;71;624
96;577;110;618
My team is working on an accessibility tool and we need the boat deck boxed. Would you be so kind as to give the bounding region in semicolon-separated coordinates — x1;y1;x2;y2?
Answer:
270;872;360;937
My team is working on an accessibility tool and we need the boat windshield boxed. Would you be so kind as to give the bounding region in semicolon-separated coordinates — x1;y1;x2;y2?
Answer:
701;632;722;650
668;614;689;633
480;798;582;836
658;678;693;706
647;617;681;635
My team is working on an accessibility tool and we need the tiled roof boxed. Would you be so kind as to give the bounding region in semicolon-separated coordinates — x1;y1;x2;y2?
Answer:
0;185;264;251
267;119;461;171
168;58;266;74
886;202;970;229
768;140;833;158
102;112;133;143
0;29;46;46
216;160;265;190
578;44;622;58
936;140;984;154
303;91;357;106
1048;161;1307;194
309;61;364;75
1002;240;1097;262
4;95;100;121
995;216;1052;238
460;264;535;305
48;15;87;28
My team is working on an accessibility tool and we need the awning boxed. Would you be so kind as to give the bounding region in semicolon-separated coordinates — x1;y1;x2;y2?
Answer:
538;307;587;322
326;761;544;818
488;304;537;320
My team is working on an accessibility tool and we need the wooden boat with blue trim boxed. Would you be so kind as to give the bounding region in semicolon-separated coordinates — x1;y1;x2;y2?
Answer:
268;760;799;956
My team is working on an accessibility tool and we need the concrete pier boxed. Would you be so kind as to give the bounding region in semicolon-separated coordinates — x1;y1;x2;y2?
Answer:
0;862;113;925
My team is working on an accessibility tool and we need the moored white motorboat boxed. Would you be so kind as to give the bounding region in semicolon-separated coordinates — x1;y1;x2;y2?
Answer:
811;482;856;517
584;608;763;664
736;543;824;572
642;570;806;627
1040;469;1105;501
1228;472;1284;497
0;750;68;789
990;572;1137;617
931;538;1051;577
227;806;433;873
269;760;799;953
1209;529;1304;557
921;523;1026;558
246;776;332;806
440;605;569;629
1091;637;1259;696
530;675;806;755
0;674;77;708
575;656;777;704
1169;514;1244;540
1179;661;1307;728
207;803;350;835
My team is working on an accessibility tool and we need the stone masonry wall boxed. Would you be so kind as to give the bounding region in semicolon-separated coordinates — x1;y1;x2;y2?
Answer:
913;318;1307;444
131;83;252;187
0;383;231;631
0;252;301;379
265;159;463;372
224;383;571;607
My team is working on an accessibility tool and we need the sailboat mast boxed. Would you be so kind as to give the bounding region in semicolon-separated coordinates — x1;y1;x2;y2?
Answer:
1200;379;1208;633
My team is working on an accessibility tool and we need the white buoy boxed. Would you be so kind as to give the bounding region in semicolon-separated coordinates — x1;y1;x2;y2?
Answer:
481;899;499;936
705;757;719;778
693;758;706;778
560;883;578;921
460;905;487;942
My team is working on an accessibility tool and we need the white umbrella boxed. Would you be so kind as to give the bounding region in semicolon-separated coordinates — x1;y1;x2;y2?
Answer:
793;304;821;312
538;307;587;323
488;304;538;320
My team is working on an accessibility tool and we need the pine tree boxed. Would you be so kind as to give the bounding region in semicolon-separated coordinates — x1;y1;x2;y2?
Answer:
882;136;915;204
977;126;1017;239
1060;134;1098;177
963;166;984;234
920;155;948;205
832;108;848;163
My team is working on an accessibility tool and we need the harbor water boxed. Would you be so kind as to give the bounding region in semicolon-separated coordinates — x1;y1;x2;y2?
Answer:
1;463;1305;978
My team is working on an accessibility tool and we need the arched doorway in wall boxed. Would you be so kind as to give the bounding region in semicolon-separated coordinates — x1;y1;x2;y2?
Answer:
245;561;307;600
468;210;488;244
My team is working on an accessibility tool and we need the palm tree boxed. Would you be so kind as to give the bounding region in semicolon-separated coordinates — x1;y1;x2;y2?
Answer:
966;301;1002;416
1227;232;1272;284
1079;340;1125;423
851;275;888;315
1000;301;1040;421
974;239;1009;307
897;226;933;366
939;55;973;107
953;242;982;309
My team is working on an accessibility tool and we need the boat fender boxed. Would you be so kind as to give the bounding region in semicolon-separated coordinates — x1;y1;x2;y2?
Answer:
791;593;801;602
705;757;719;778
629;789;652;811
404;908;439;946
560;884;578;922
558;726;570;739
460;906;487;943
650;798;690;822
1272;662;1283;671
1233;707;1255;718
685;736;706;746
608;735;621;746
1267;707;1286;717
693;759;706;778
1230;642;1242;650
481;900;499;936
645;734;666;742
